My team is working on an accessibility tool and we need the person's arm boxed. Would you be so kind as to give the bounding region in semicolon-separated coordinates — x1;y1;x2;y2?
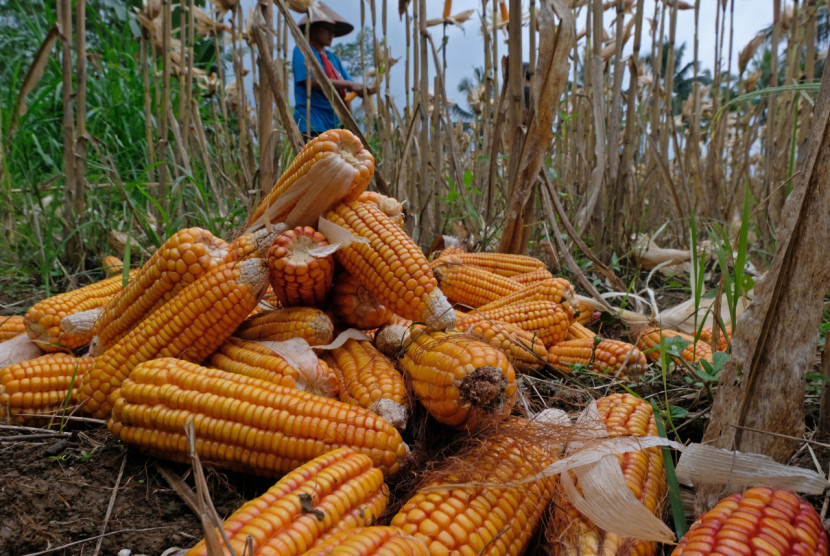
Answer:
301;77;375;96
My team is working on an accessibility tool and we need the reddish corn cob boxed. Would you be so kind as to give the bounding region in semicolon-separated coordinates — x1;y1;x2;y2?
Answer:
101;255;124;277
356;191;405;227
234;307;334;346
477;300;571;348
330;270;393;330
324;201;455;331
267;226;334;307
454;311;548;371
208;336;339;398
0;353;94;424
634;326;713;364
56;308;102;351
78;258;268;419
433;251;547;277
477;277;577;317
512;268;555;285
184;447;388;556
25;270;139;352
546;338;649;379
698;325;732;352
552;393;667;556
0;315;25;343
391;421;558;555
248;129;374;231
323;339;408;430
567;320;597;341
303;527;429;556
431;257;523;308
671;486;828;556
108;358;409;475
397;327;517;430
90;228;229;355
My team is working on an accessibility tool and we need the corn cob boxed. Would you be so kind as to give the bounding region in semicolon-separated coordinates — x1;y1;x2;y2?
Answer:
391;421;558;555
567;320;597;341
397;327;517;430
226;227;284;262
477;300;571;348
89;228;229;356
477;277;577;318
552;393;667;556
671;486;828;556
433;251;547;277
0;353;94;424
323;339;408;430
234;307;334;346
512;268;555;285
109;358;408;475
209;336;339;398
0;315;25;343
442;0;453;19
546;338;648;379
324;201;455;331
56;308;102;351
78;258;268;419
330;270;393;330
374;318;414;358
574;297;599;325
101;255;124;277
431;257;524;308
303;527;429;556
184;447;388;556
248;129;374;231
356;191;406;227
454;311;548;371
267;226;334;307
25;270;139;352
698;325;732;352
634;326;713;364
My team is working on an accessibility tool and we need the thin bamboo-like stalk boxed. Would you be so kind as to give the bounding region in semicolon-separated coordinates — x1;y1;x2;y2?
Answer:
605;0;626;241
417;0;430;242
58;0;79;265
258;0;275;197
157;0;172;231
766;0;782;227
73;0;87;263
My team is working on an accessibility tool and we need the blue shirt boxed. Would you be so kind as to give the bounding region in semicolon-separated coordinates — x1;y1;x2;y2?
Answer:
293;46;352;135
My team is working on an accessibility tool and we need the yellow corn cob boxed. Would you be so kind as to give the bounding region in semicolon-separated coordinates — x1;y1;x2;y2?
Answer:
323;339;408;430
433;251;547;277
24;270;139;352
248;129;374;231
431;257;524;308
574;297;599;325
546;338;648;379
567;320;597;341
267;226;334;307
0;315;25;343
499;0;509;21
234;307;334;346
0;353;94;424
78;258;268;419
330;270;393;330
303;527;429;556
671;487;828;556
477;300;571;348
185;447;388;556
356;191;405;227
108;358;409;475
56;308;102;351
101;255;124;277
208;336;339;398
89;228;229;356
454;311;548;371
477;277;577;317
698;325;732;352
633;326;713;364
324;201;455;331
442;0;453;19
552;393;667;556
391;421;558;556
374;318;414;358
397;327;517;431
512;268;555;285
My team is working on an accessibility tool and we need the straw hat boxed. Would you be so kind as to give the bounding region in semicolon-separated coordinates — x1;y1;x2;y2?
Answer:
297;2;354;37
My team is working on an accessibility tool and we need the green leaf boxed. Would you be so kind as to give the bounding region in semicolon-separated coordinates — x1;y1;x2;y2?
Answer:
806;373;830;383
668;405;689;419
663;335;692;358
463;169;473;188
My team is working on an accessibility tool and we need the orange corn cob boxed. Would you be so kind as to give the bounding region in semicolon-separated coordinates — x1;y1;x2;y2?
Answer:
512;268;555;285
442;0;452;19
634;326;713;364
552;393;667;556
499;0;509;22
185;447;388;556
434;251;547;277
324;201;454;331
454;311;548;371
374;318;414;358
698;325;732;352
234;307;334;346
267;226;334;307
303;527;429;556
24;270;139;352
546;338;648;379
356;191;405;227
397;327;517;431
109;358;408;475
323;339;408;430
330;270;393;330
431;257;524;308
78;258;268;419
0;315;25;343
567;320;597;341
89;228;229;355
0;353;94;424
56;308;102;351
225;227;283;262
248;129;374;231
208;336;339;398
101;255;124;277
477;277;577;317
477;300;571;348
391;421;558;555
574;296;599;325
671;486;828;556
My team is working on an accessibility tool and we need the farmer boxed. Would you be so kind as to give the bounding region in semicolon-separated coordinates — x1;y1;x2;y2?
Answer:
293;3;375;139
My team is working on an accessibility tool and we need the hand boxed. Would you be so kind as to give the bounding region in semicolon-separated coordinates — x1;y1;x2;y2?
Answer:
349;81;376;96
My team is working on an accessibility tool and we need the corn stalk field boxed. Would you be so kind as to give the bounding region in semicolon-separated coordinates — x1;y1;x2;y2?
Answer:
2;0;830;554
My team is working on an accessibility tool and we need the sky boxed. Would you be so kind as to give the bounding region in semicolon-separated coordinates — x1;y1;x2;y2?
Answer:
241;0;777;111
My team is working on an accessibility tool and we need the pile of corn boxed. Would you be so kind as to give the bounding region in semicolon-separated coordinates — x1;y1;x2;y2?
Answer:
0;129;823;556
